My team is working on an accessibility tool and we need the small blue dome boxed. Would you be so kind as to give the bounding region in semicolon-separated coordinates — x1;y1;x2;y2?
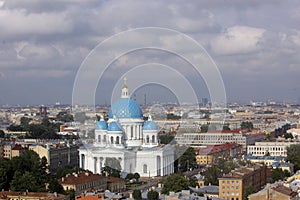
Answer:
143;120;158;130
108;121;123;132
108;98;143;119
95;119;108;130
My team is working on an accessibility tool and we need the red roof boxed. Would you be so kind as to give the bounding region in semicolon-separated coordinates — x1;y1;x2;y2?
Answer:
195;143;238;155
58;172;106;185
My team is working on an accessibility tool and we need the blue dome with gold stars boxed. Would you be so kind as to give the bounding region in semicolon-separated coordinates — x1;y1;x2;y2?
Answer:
143;119;158;130
108;98;143;119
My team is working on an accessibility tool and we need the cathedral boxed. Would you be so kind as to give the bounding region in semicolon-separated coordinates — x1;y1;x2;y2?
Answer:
78;80;174;177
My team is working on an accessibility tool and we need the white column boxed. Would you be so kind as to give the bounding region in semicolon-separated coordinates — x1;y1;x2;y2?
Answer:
79;154;82;168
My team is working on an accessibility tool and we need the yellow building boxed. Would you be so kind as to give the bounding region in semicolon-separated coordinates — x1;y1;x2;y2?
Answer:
219;164;267;200
29;143;79;173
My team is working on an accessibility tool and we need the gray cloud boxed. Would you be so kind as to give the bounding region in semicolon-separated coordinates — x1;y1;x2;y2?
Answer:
0;0;300;105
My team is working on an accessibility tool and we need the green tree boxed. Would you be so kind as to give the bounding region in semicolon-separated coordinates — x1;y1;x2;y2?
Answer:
204;165;219;185
10;171;39;192
287;144;300;171
200;124;208;133
178;147;196;172
284;132;294;139
271;168;290;183
48;178;64;193
240;121;253;131
159;134;174;144
101;166;121;178
0;130;5;138
0;158;13;190
147;190;159;200
132;189;142;200
20;117;32;126
161;173;189;194
244;185;256;200
125;173;134;181
133;172;140;182
222;124;231;131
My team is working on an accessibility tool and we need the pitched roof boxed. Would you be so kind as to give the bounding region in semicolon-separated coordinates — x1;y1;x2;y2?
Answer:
272;185;298;197
58;172;106;185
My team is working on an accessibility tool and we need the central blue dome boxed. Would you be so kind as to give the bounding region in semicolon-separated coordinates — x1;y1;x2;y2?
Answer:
108;98;143;119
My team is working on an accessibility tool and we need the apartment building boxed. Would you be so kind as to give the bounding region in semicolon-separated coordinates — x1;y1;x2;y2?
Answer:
195;143;241;165
29;143;79;173
219;164;267;200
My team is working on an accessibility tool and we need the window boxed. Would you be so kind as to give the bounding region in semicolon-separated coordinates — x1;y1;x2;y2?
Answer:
152;135;155;143
111;136;114;144
146;135;149;143
98;135;101;142
116;136;120;144
143;164;147;173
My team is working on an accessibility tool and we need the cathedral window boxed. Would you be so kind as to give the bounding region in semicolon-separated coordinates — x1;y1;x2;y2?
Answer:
116;136;120;144
146;135;149;143
131;126;133;138
111;136;114;144
143;164;147;173
98;135;101;142
152;135;155;143
103;135;106;142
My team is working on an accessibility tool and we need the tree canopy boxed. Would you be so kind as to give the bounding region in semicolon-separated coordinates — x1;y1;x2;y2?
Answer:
240;121;253;131
287;144;300;172
147;190;159;200
177;147;196;172
132;189;142;200
161;173;189;194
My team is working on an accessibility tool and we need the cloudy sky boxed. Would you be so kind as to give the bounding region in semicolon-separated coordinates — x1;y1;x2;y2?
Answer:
0;0;300;106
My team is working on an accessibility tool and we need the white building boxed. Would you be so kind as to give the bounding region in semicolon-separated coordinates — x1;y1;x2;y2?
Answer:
78;81;174;177
247;141;300;157
175;131;265;148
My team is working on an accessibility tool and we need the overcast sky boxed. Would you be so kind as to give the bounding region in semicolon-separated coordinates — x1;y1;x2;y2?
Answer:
0;0;300;106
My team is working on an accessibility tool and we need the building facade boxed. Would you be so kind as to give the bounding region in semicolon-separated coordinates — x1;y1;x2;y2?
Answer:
78;82;174;177
219;164;267;200
58;172;107;196
247;141;300;157
29;143;79;173
176;130;265;148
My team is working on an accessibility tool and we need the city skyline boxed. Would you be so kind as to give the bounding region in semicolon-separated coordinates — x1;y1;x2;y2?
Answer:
0;1;300;105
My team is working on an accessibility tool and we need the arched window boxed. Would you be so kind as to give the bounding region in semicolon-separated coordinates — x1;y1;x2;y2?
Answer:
152;135;155;143
103;135;106;142
111;136;114;144
116;136;120;144
146;135;149;143
98;135;101;142
143;164;147;173
131;126;134;138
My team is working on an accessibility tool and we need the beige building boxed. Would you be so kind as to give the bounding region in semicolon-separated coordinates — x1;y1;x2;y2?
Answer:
249;183;299;200
219;164;267;200
29;143;79;173
58;172;107;196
